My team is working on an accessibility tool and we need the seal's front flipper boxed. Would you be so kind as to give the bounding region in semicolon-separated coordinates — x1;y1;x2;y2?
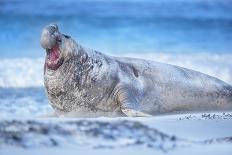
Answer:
122;108;152;117
116;85;152;117
121;101;152;117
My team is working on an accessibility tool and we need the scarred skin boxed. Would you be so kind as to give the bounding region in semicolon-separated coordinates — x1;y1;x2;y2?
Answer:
41;24;232;117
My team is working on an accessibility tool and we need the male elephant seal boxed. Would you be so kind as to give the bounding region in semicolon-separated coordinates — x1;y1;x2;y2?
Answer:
41;24;232;117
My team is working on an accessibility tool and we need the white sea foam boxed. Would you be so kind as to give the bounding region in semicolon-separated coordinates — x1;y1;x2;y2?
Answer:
0;87;53;118
0;58;44;88
0;53;231;88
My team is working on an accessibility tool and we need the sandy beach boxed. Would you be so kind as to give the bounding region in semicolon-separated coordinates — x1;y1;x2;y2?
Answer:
1;113;232;155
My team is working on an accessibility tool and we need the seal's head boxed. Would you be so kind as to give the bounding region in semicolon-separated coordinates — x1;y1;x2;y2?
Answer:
40;24;64;70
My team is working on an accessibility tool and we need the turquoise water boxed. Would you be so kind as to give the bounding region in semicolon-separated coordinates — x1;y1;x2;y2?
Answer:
0;0;232;58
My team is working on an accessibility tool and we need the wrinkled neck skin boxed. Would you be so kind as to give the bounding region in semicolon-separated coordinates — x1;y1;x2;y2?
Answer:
45;35;84;75
44;36;118;116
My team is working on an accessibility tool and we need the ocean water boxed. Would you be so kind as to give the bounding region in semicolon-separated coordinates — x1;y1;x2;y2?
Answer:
1;0;232;57
0;0;232;118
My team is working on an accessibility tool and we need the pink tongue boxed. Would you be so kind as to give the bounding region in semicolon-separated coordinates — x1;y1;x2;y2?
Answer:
49;47;59;61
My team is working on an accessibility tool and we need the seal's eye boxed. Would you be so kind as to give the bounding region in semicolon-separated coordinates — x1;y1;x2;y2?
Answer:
63;34;71;39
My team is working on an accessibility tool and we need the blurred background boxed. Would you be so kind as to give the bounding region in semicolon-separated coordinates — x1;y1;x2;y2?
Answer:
0;0;232;117
1;0;232;57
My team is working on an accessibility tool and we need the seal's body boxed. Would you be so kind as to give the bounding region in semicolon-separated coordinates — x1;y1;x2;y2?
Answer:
41;24;232;117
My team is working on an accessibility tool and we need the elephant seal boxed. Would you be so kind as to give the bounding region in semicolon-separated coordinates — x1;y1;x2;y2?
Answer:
40;24;232;117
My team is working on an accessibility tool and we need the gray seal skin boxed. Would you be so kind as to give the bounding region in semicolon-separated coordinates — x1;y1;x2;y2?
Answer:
41;24;232;117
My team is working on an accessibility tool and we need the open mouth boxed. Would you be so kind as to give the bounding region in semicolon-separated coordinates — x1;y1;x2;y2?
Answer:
46;45;64;70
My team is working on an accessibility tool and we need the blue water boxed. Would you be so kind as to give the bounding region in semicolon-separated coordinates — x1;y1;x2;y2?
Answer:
0;0;232;58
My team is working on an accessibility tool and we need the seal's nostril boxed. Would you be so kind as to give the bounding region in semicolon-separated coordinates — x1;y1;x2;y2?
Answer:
41;24;60;49
42;24;59;36
48;23;58;32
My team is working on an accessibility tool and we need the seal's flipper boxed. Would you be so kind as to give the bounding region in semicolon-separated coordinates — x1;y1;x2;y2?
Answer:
122;108;152;117
116;85;151;117
121;101;152;117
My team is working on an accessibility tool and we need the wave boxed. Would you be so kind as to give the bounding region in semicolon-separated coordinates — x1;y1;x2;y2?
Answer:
0;58;44;87
0;53;231;88
1;0;232;57
2;0;232;20
0;87;52;118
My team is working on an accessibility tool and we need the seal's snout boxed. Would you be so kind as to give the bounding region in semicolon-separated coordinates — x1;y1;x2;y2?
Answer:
40;24;60;49
41;24;64;70
47;24;58;33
